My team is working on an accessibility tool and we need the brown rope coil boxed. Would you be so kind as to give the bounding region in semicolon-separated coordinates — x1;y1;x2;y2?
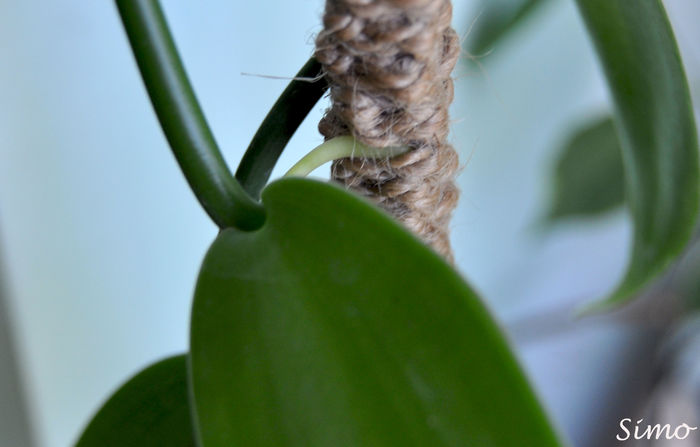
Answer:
315;0;460;261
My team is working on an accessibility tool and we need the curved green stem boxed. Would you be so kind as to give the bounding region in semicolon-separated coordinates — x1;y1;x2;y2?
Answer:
236;58;327;199
116;0;264;231
285;136;410;178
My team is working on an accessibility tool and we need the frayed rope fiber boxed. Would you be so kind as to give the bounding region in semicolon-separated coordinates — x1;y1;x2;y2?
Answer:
316;0;460;262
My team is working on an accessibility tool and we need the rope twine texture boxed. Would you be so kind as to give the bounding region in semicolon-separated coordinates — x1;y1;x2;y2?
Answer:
315;0;460;261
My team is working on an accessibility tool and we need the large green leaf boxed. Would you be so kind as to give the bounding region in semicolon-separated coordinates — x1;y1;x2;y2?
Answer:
547;116;624;221
576;0;699;310
76;355;196;447
189;178;564;447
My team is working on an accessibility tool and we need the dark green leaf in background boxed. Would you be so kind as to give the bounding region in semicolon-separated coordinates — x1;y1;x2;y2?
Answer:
576;0;699;311
547;116;624;221
467;0;550;56
189;178;565;447
76;355;196;447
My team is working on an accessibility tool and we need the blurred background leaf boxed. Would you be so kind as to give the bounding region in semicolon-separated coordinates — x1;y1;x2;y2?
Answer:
546;116;624;222
467;0;551;56
575;0;699;311
76;355;195;447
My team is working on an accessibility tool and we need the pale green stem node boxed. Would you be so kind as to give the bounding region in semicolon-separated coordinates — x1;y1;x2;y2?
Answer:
285;136;410;178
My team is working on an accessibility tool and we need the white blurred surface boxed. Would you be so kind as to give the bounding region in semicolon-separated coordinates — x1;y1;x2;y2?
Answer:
0;1;698;446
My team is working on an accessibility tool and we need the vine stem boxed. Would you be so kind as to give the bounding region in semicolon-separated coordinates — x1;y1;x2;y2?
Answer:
116;0;264;230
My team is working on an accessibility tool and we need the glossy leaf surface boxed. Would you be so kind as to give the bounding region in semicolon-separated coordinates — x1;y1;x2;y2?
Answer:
547;116;624;221
76;355;196;447
190;178;564;447
576;0;699;310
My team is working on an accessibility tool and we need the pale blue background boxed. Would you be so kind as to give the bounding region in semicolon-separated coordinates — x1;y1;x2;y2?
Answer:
1;1;699;446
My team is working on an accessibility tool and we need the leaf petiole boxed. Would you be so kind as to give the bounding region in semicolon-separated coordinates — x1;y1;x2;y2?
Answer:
236;58;326;198
116;0;265;231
